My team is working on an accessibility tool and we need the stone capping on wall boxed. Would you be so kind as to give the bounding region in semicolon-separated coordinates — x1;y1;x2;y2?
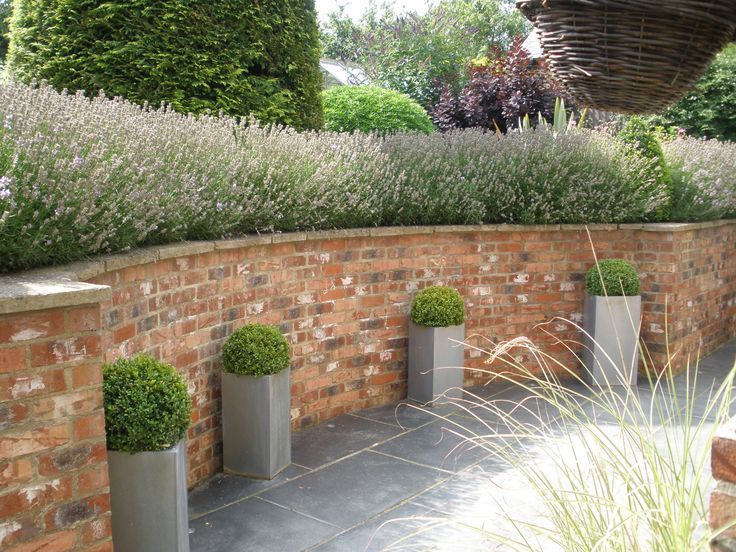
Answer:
1;220;732;312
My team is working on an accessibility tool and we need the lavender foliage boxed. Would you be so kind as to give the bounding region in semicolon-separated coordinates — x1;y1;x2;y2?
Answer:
0;82;679;272
663;137;736;221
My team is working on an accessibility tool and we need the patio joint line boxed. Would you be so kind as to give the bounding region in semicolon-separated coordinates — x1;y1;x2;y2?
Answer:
253;496;343;530
190;424;429;521
366;449;459;475
346;410;447;432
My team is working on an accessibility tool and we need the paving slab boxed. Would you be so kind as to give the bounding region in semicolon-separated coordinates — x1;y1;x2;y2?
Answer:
373;416;493;473
291;414;404;469
188;464;310;519
259;450;448;530
189;497;338;552
348;400;458;429
311;502;501;552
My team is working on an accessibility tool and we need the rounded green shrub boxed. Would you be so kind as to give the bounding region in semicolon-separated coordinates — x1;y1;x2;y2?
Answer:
102;354;191;453
322;86;435;134
222;324;291;377
410;286;465;327
7;0;323;130
585;259;640;297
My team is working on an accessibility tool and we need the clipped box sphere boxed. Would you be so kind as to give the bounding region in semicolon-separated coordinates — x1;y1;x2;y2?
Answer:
102;354;191;453
222;324;291;377
585;259;640;296
410;286;465;327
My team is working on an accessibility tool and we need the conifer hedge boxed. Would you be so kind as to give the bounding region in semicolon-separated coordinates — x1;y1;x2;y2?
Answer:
7;0;323;129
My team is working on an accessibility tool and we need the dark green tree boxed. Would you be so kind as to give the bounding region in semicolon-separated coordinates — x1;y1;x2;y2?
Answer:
8;0;323;129
648;44;736;142
0;0;11;61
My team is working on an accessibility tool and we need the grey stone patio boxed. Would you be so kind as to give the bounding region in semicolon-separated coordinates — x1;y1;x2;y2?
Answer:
188;341;736;551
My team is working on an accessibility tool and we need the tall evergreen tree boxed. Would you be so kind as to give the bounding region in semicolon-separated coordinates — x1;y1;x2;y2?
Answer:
8;0;323;129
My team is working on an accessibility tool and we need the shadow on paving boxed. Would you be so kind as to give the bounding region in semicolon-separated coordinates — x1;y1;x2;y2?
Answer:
188;340;735;551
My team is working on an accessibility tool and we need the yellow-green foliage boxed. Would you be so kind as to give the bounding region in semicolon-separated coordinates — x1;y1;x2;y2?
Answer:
102;355;191;453
411;286;465;327
585;259;640;296
323;86;435;134
222;324;291;377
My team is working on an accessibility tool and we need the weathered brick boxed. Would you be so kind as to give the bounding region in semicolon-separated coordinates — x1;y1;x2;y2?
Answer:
67;307;101;334
5;529;76;552
30;336;101;367
0;347;27;373
0;424;69;459
0;313;65;344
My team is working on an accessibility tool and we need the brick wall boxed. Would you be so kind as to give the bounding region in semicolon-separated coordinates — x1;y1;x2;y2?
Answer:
0;281;112;551
1;222;734;547
710;418;736;550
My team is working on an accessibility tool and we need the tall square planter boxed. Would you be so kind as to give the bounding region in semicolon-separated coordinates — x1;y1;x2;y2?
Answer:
108;439;189;552
408;322;465;403
582;294;641;387
222;369;291;479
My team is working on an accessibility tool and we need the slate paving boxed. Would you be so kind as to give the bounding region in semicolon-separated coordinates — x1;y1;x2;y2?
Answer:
188;341;736;551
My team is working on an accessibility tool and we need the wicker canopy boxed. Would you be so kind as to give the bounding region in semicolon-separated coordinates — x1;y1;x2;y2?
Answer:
517;0;736;114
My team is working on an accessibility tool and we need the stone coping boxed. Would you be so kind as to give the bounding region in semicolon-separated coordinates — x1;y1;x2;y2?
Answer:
0;220;733;315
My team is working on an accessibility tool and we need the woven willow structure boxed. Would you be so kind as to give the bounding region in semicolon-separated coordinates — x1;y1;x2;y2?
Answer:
517;0;736;114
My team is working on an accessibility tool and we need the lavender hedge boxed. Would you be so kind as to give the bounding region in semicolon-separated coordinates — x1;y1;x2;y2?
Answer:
0;82;725;273
663;137;736;221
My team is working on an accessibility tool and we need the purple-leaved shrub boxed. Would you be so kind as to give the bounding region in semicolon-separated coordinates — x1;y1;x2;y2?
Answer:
663;137;736;221
0;81;677;272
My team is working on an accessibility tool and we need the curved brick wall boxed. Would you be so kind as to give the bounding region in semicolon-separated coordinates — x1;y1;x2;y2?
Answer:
1;221;734;550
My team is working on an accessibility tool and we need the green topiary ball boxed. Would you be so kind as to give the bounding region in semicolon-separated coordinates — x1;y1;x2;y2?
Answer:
103;354;191;453
222;324;291;377
322;86;435;134
410;286;465;327
585;259;640;296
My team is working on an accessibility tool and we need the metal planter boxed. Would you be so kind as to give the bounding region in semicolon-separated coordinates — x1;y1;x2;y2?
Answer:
408;322;465;403
108;439;189;552
222;369;291;479
582;294;641;387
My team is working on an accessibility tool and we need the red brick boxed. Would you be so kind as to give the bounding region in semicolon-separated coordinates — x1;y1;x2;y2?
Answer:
30;336;101;367
71;364;103;389
83;539;114;552
73;412;106;441
710;486;736;538
112;323;136;344
44;493;110;531
0;516;40;549
0;459;33;487
78;465;109;495
713;429;736;483
0;347;27;373
33;389;101;420
0;369;66;401
0;424;69;459
0;477;72;517
6;529;77;552
67;307;101;334
0;312;65;344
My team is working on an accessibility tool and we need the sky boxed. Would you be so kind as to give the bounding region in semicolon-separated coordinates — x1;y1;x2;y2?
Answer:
314;0;432;23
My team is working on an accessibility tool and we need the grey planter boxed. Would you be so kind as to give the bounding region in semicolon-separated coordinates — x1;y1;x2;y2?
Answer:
408;322;465;403
108;439;189;552
222;369;291;479
582;294;641;387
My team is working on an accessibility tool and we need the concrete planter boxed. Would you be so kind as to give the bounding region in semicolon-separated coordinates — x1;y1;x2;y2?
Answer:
222;369;291;479
582;294;641;387
408;322;465;403
108;439;189;552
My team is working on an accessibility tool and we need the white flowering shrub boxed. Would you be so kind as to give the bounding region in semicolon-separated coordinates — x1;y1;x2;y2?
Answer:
0;82;676;272
663;137;736;221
